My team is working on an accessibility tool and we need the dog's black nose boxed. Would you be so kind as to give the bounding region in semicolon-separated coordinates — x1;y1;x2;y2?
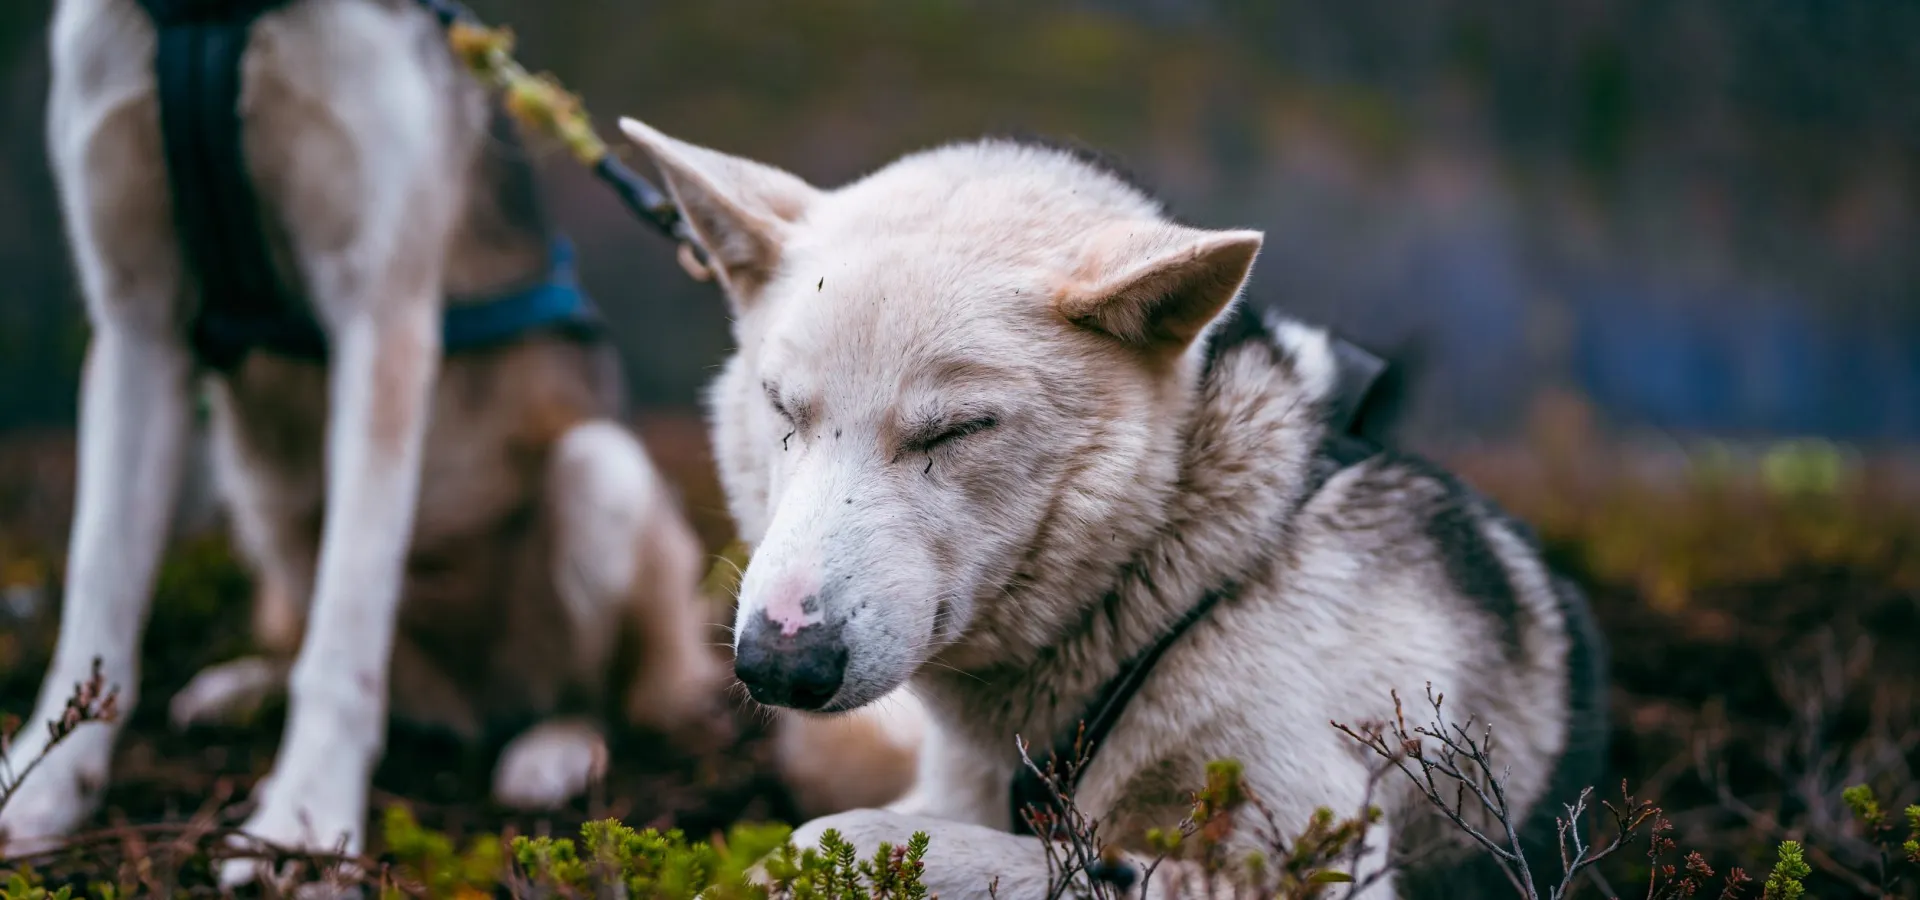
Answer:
734;615;848;711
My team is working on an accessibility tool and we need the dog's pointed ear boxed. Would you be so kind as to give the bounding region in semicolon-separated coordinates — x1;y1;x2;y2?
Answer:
1054;223;1263;355
618;117;820;307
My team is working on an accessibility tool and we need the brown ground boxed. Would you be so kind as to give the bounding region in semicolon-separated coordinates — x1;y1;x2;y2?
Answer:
2;407;1918;895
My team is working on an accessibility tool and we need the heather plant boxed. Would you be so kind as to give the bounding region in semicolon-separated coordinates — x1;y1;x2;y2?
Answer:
5;482;1918;898
1003;738;1388;899
1;678;1914;899
0;659;118;821
383;806;929;899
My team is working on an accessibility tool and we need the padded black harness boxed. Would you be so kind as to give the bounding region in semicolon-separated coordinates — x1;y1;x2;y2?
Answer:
139;0;602;372
1007;316;1391;839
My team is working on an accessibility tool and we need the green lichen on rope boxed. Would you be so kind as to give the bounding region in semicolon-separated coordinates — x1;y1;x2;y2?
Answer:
445;22;608;169
429;5;704;273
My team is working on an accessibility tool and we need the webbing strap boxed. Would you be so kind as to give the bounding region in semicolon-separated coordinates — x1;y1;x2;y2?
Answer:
144;0;298;371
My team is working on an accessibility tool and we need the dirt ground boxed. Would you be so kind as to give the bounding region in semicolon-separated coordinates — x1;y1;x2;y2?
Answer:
3;412;1919;895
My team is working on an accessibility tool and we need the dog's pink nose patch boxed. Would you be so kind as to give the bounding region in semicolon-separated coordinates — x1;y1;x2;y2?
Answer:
762;570;824;637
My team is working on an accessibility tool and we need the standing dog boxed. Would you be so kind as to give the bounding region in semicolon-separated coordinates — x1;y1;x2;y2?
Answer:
616;119;1608;898
0;0;842;879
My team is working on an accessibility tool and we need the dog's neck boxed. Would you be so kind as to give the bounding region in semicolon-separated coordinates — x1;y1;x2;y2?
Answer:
914;306;1340;760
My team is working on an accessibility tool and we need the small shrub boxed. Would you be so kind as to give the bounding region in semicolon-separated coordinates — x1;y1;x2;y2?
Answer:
380;805;504;899
392;813;927;899
0;658;118;819
1761;841;1809;900
0;870;72;900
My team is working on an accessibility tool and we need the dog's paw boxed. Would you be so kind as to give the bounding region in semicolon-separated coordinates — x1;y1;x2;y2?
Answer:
0;729;112;856
217;766;366;890
170;656;285;731
491;720;609;811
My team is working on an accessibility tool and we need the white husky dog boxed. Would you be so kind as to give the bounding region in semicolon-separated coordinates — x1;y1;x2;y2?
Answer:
616;118;1608;899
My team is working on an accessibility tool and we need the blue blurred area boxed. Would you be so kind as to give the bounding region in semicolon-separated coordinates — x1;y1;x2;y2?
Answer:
0;0;1913;444
1566;274;1919;440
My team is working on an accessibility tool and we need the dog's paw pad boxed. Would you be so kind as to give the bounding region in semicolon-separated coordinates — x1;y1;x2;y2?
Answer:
170;657;284;732
492;721;609;810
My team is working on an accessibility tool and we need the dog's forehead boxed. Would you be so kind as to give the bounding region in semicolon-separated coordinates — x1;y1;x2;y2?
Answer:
759;271;1034;385
750;140;1173;399
789;139;1166;269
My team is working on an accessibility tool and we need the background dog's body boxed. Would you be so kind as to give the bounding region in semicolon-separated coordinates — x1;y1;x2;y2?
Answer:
0;0;747;870
617;124;1607;898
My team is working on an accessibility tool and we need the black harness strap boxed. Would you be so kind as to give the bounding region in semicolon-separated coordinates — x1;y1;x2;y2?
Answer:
1008;579;1243;838
1008;325;1390;839
141;0;609;372
143;0;301;372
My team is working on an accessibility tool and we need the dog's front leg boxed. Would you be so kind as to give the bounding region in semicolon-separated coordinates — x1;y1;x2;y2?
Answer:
0;329;194;853
785;811;1280;899
791;809;1396;900
789;810;1058;899
221;307;441;881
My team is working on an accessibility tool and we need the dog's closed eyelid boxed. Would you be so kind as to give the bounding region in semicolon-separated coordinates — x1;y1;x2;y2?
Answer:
900;416;999;455
763;382;802;426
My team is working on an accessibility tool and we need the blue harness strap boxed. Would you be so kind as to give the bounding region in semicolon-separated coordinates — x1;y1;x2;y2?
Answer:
139;0;604;370
186;237;605;365
440;237;604;352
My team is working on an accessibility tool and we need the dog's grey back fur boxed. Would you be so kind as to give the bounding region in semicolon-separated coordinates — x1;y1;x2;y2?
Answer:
1215;302;1610;894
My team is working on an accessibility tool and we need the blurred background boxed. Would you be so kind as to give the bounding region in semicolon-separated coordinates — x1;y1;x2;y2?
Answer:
1;1;1917;893
3;0;1918;445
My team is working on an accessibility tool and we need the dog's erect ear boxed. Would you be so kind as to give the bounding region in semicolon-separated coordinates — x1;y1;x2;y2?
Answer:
1054;222;1263;355
618;117;820;307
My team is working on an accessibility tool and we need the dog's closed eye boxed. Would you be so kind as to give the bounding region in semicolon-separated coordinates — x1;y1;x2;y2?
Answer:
764;382;793;422
904;417;998;455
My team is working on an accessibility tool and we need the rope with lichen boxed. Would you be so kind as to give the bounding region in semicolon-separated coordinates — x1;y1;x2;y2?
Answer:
413;0;713;280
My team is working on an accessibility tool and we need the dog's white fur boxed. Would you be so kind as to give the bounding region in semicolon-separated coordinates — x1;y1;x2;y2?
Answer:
619;118;1603;898
0;0;931;877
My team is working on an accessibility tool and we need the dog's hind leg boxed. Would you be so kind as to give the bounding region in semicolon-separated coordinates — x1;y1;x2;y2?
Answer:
553;423;729;745
169;656;290;731
485;420;729;811
491;717;609;811
0;18;194;850
167;393;316;733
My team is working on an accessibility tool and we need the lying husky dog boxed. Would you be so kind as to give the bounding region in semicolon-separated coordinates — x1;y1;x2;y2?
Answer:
3;0;916;877
616;119;1608;898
